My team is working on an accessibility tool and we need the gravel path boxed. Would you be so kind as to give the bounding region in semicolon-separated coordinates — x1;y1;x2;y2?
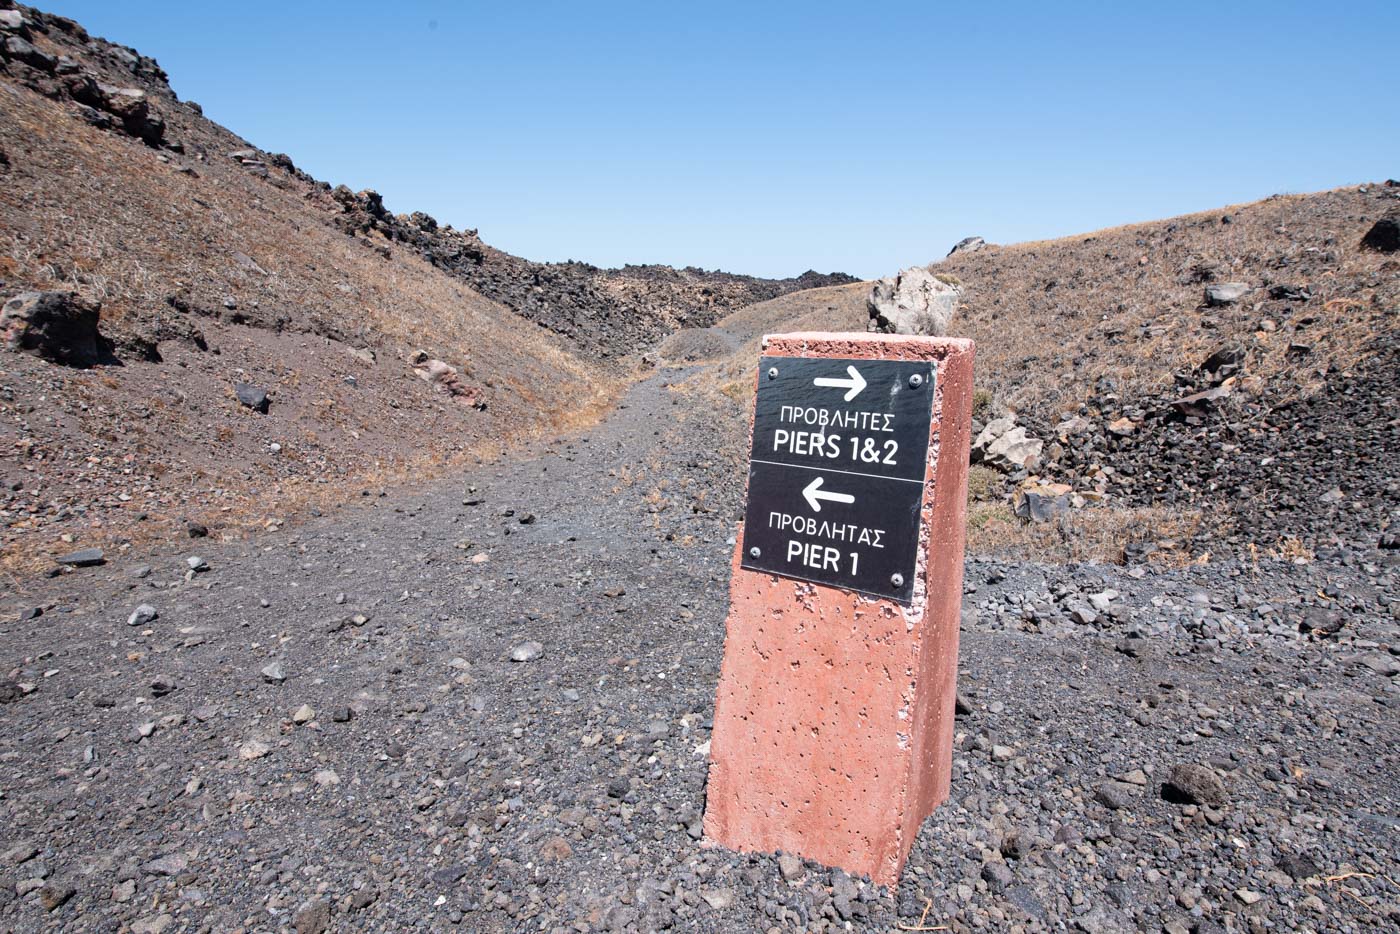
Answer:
1;368;1397;932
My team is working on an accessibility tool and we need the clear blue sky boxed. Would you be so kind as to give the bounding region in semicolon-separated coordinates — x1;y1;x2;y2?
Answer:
44;1;1400;279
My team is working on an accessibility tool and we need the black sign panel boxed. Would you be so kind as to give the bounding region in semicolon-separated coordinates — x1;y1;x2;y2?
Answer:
740;356;936;604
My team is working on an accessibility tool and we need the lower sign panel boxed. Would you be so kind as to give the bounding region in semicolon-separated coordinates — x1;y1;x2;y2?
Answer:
740;462;925;604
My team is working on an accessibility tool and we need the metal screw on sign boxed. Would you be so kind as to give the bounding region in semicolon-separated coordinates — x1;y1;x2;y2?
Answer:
890;573;905;587
767;367;778;380
909;374;924;388
749;547;761;558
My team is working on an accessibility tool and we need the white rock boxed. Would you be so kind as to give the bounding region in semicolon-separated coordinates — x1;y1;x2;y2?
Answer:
1205;282;1250;306
238;738;271;760
867;265;962;336
1087;590;1117;612
973;416;1043;472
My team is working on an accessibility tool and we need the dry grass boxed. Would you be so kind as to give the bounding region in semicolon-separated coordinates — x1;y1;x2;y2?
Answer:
695;187;1395;424
716;281;870;344
671;184;1397;563
0;89;601;396
0;374;625;578
937;187;1396;417
967;501;1208;565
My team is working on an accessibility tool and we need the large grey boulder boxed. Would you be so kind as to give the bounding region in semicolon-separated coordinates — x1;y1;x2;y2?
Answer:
1;291;106;367
3;36;54;72
867;266;961;336
972;415;1043;473
947;236;986;257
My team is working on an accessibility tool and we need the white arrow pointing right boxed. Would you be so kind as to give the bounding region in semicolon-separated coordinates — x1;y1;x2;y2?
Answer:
802;476;855;512
813;365;867;402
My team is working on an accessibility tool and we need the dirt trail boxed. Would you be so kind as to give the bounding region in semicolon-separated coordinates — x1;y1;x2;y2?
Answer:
0;363;1396;932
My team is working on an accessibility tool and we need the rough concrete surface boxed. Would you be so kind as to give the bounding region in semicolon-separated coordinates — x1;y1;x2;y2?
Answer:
705;334;974;885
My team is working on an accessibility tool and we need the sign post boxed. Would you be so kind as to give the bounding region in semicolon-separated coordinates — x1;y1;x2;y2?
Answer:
703;332;975;886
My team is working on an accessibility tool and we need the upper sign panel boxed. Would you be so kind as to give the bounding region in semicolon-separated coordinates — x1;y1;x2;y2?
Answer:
749;356;936;483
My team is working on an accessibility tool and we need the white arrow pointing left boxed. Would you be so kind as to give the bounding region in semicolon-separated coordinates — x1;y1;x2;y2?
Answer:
802;476;855;512
813;365;867;402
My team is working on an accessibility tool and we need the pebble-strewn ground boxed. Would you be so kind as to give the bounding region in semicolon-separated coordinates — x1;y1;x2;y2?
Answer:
1;366;1396;933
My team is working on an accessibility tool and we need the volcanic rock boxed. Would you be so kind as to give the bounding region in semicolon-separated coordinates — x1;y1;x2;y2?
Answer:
777;853;805;882
3;36;54;72
1268;283;1311;301
1204;283;1250;306
38;883;74;912
947;236;987;256
293;899;330;934
1;291;106;367
1168;385;1230;418
1200;345;1245;378
56;548;105;567
1276;853;1320;880
973;416;1043;472
1360;214;1399;253
234;383;269;413
99;86;164;146
1015;486;1071;522
1095;781;1136;810
1162;763;1228;806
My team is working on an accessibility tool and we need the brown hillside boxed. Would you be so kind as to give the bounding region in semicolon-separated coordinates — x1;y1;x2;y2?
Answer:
940;189;1396;416
0;74;615;568
691;185;1400;561
0;10;619;569
0;4;856;571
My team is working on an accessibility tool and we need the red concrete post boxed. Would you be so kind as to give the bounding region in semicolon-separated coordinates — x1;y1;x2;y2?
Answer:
702;332;975;886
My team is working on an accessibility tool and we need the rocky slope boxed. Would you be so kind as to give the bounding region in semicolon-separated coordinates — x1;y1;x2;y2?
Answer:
0;2;851;570
940;186;1399;559
0;4;853;364
326;185;854;361
686;186;1400;563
